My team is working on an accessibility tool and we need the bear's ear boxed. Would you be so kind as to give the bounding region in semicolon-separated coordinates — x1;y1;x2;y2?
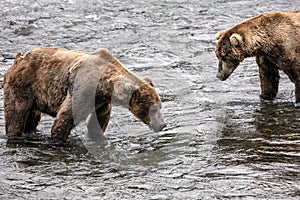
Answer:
229;33;243;47
216;31;225;40
144;76;154;87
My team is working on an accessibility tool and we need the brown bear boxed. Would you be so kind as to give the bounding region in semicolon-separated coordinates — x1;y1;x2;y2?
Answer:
215;10;300;102
3;48;166;144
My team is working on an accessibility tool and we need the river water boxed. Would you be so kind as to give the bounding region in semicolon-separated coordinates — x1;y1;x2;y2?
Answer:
0;0;299;199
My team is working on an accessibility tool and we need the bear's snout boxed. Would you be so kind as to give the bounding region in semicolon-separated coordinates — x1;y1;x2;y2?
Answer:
217;61;227;81
150;122;166;132
217;72;223;81
216;60;235;81
217;71;229;81
149;104;166;132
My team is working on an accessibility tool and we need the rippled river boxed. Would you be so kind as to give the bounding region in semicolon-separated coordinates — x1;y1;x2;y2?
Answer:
0;0;299;199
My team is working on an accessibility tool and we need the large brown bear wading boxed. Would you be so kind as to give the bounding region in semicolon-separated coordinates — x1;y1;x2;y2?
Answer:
215;10;300;102
3;48;166;144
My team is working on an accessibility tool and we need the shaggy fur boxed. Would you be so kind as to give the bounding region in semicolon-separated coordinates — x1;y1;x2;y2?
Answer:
3;48;166;143
215;10;300;102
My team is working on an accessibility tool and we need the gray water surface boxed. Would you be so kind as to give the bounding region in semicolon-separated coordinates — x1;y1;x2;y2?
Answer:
0;0;299;199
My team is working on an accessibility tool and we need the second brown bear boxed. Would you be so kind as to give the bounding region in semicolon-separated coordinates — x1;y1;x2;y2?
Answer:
215;10;300;102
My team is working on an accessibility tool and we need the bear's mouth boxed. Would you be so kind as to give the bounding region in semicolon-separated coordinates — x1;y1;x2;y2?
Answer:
216;61;236;81
149;123;166;132
217;70;230;81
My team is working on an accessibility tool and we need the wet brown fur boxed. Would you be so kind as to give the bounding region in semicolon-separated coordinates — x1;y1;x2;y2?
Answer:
215;10;300;102
3;48;163;142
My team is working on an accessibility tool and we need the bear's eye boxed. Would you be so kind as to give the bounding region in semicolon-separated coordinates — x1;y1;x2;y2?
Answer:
149;104;159;114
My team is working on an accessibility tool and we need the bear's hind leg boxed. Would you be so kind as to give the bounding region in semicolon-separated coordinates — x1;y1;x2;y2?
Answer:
256;55;280;100
24;110;41;133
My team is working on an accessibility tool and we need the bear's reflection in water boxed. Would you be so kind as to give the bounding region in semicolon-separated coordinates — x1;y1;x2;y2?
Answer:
216;101;300;164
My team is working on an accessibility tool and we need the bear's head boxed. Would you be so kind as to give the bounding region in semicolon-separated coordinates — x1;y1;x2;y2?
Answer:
215;31;246;81
129;77;166;132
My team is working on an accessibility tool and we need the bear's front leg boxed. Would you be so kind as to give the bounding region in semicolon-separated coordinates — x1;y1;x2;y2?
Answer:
51;95;75;144
256;55;280;100
294;83;300;103
87;103;111;136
